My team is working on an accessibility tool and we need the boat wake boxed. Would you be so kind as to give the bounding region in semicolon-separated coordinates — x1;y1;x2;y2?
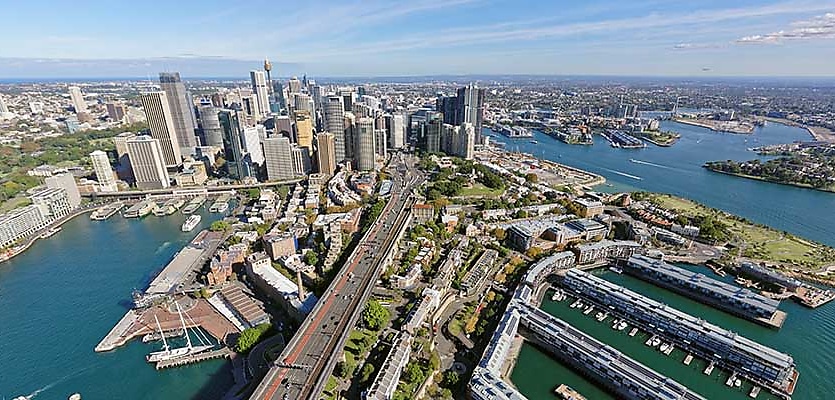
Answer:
629;159;673;170
603;168;643;181
155;241;171;254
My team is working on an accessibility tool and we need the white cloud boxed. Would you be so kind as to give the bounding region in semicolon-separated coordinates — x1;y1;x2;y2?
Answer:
737;12;835;43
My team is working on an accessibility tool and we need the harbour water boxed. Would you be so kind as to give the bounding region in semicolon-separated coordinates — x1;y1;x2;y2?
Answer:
0;208;231;400
512;265;835;399
490;121;835;247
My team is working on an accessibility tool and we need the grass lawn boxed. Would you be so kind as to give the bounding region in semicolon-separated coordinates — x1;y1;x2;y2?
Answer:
458;183;504;197
649;193;835;269
0;196;31;213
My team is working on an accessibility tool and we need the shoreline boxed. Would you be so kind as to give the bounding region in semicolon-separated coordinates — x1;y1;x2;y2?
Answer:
0;205;97;265
673;117;754;134
703;167;835;194
763;117;835;143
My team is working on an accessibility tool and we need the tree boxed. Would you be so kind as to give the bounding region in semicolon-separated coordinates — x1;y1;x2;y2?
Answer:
234;323;272;353
524;173;538;183
526;247;542;258
210;220;230;232
304;251;319;266
442;370;460;388
492;228;506;240
362;299;390;331
405;361;425;384
335;360;355;378
359;363;376;384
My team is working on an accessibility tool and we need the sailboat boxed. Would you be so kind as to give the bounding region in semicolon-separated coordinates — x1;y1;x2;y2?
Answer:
146;301;214;363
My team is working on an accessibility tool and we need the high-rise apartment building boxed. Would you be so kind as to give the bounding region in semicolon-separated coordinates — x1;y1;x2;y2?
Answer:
44;173;81;209
242;126;264;165
250;70;270;119
263;136;295;181
315;132;336;176
30;188;72;221
355;118;376;171
159;72;198;153
293;110;314;154
324;96;346;161
89;150;118;192
125;135;170;189
68;86;87;114
140;91;182;167
456;84;485;143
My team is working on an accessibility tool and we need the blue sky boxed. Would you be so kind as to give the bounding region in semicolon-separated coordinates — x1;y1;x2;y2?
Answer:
1;0;834;77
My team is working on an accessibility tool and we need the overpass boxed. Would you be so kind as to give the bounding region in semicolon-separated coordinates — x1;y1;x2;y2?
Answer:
250;160;423;400
81;178;305;199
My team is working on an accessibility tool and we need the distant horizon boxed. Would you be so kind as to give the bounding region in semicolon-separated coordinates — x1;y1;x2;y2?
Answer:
3;73;835;85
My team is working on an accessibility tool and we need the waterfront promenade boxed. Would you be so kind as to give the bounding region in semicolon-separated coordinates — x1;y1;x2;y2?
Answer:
0;202;100;264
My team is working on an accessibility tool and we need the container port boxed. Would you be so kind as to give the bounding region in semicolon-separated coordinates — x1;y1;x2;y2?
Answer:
622;255;787;328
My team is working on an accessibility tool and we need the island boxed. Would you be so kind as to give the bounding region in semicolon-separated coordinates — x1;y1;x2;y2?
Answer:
703;142;835;193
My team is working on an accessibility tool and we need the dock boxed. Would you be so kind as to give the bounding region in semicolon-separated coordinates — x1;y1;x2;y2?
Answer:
155;347;233;370
90;201;125;221
95;310;140;352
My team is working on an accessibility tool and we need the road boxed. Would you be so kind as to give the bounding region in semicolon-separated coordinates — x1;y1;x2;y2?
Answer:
250;154;424;400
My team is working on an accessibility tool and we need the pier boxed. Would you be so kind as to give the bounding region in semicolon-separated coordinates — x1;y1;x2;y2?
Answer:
155;347;233;370
623;255;787;328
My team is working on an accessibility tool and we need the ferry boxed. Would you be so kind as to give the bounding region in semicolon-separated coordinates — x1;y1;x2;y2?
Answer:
90;201;125;220
40;226;62;239
209;194;231;213
181;215;202;232
182;196;207;214
124;200;157;218
609;266;623;274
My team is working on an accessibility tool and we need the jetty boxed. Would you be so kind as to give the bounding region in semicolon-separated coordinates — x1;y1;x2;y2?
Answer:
155;347;233;370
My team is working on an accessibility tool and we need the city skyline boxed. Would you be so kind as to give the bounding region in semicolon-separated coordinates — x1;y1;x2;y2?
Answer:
1;0;835;78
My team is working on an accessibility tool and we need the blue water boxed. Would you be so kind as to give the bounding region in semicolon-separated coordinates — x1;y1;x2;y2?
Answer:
491;121;835;247
0;209;231;400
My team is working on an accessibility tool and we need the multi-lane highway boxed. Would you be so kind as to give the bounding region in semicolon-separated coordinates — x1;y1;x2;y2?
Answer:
250;154;423;400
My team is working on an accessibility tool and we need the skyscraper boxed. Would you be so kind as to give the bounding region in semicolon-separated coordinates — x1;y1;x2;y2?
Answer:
68;86;87;114
250;70;270;119
198;106;225;148
0;93;8;114
242;126;265;165
315;132;336;176
355;118;376;171
293;110;314;154
140;91;182;167
126;135;171;189
287;77;302;94
424;112;443;153
324;96;346;161
343;112;356;160
458;123;476;160
90;150;118;192
159;72;198;153
388;114;406;149
263;136;295;181
106;102;126;122
375;129;387;158
291;145;311;175
218;110;249;180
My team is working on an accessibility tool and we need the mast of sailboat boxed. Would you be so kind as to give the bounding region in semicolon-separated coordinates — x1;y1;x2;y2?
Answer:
154;314;169;352
175;301;193;350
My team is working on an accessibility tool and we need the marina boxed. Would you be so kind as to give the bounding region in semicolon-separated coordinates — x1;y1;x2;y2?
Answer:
622;255;787;328
561;269;798;398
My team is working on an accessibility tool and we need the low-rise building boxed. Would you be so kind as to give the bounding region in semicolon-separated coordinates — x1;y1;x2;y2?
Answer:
245;252;318;322
412;203;435;224
573;198;604;218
